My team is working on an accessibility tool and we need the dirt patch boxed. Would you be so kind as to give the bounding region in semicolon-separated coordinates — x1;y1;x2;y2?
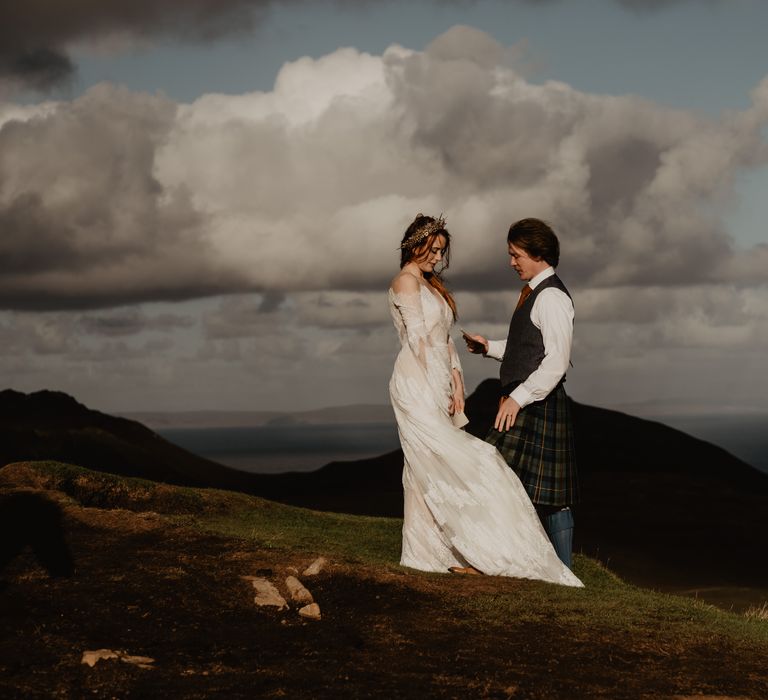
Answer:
1;494;767;699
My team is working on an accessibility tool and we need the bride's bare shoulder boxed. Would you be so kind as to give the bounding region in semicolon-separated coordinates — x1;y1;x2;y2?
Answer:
390;271;421;295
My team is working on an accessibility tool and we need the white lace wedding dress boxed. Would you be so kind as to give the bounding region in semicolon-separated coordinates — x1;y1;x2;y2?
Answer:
388;282;583;587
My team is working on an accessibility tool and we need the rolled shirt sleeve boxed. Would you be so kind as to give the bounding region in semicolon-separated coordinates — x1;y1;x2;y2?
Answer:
485;339;507;361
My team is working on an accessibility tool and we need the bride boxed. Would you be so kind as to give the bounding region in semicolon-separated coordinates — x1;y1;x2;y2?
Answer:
388;213;583;587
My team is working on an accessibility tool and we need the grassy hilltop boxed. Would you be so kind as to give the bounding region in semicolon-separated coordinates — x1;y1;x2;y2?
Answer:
1;461;767;699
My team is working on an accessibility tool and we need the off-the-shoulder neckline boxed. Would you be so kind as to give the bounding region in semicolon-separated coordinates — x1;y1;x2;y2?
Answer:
388;281;445;307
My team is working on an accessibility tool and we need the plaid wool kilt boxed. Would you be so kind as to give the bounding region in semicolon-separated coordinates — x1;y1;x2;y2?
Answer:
485;384;579;506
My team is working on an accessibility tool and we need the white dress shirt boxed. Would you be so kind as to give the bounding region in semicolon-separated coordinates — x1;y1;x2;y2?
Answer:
485;267;574;409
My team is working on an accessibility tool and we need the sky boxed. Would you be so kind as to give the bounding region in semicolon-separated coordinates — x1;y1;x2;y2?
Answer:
1;0;767;415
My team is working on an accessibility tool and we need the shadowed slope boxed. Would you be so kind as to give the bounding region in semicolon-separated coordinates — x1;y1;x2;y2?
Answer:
1;461;767;699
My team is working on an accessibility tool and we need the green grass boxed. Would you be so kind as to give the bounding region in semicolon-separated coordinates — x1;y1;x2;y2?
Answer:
4;460;402;564
196;492;768;651
196;504;402;565
3;460;217;512
458;556;768;648
7;460;768;652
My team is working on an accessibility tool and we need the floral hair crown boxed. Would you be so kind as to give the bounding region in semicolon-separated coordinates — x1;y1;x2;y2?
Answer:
400;213;447;250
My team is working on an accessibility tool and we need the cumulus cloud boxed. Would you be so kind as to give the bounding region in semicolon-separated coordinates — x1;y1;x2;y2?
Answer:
0;85;247;309
1;25;767;316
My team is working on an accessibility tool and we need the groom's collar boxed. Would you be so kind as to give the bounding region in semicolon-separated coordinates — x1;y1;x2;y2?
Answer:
528;266;555;290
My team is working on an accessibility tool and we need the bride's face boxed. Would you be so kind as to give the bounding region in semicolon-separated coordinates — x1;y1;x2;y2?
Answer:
412;234;447;274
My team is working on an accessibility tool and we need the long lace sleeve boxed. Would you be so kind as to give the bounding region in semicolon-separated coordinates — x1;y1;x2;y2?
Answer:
391;276;431;371
448;336;463;378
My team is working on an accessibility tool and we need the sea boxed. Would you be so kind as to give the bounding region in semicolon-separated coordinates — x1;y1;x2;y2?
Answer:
157;414;768;476
158;422;401;474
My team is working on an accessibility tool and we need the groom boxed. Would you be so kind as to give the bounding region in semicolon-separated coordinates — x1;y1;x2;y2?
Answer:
465;218;579;568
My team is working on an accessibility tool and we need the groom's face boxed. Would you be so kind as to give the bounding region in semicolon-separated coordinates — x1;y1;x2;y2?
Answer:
508;242;547;282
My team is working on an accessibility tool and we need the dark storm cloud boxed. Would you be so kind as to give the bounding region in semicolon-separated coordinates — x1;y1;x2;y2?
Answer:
0;48;75;92
0;0;269;90
202;297;273;340
78;310;195;337
257;291;287;313
0;0;708;91
0;193;82;273
201;293;387;342
616;0;722;11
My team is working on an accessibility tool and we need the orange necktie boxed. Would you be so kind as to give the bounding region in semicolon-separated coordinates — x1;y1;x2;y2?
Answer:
515;284;532;311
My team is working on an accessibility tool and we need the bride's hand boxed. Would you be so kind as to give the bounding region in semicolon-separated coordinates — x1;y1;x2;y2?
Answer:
450;370;465;415
450;390;465;416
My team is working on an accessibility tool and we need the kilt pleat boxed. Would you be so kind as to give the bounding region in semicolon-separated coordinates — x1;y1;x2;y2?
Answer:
485;385;579;506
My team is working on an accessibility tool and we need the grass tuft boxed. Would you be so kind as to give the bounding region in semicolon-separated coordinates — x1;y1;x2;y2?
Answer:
745;602;768;621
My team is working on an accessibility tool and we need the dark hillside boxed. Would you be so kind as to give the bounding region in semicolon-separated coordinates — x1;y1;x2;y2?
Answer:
0;389;270;492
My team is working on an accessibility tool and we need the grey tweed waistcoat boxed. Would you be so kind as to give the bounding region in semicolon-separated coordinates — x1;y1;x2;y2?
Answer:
499;274;572;393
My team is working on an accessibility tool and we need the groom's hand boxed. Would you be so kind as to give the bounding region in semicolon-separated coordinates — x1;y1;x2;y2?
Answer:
462;331;488;354
495;396;521;432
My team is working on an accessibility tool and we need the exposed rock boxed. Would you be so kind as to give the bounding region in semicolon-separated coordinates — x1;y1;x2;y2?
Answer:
302;557;328;576
285;575;314;605
298;603;321;621
241;576;288;609
285;566;299;576
81;649;119;667
81;649;155;669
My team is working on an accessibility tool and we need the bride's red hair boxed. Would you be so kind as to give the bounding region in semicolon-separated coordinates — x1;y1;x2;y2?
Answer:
399;214;457;320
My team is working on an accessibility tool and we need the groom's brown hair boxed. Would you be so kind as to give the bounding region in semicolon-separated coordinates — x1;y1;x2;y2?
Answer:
507;218;560;267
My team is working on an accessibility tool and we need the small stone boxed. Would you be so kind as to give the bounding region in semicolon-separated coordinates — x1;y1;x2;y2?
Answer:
245;576;288;609
285;575;314;605
285;566;299;576
302;557;328;577
298;603;321;621
81;649;119;667
81;649;154;670
121;654;155;669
